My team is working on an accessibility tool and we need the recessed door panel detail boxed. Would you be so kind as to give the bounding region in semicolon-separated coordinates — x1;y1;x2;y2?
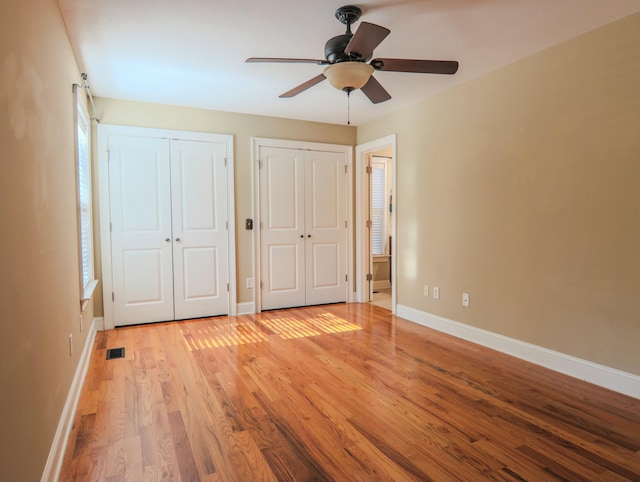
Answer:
309;157;340;230
268;244;300;292
182;247;218;300
311;243;340;289
109;134;230;326
120;151;163;233
178;151;217;231
266;155;301;231
122;249;165;305
260;146;346;310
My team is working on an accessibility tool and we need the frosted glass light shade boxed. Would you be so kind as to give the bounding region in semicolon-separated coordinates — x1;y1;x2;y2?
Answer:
323;62;374;91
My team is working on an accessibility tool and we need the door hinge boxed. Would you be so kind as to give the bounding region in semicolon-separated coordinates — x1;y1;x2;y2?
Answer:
224;157;227;167
106;149;110;162
366;166;372;174
110;222;112;232
345;220;347;228
366;273;373;281
257;159;262;169
366;220;372;228
345;274;348;282
345;165;348;174
226;283;229;292
112;292;115;301
226;221;229;230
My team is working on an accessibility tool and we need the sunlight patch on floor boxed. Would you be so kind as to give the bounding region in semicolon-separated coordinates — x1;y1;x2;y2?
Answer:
181;322;268;351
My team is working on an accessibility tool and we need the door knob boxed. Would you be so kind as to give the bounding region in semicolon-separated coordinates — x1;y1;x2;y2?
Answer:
307;234;311;238
165;238;170;242
300;235;304;238
175;238;181;242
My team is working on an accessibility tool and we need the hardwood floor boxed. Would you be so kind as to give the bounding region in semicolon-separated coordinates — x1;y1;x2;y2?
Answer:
60;303;640;481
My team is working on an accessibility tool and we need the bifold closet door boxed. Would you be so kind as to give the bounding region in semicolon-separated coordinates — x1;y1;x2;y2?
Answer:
109;135;229;326
170;140;229;320
259;146;346;311
109;135;175;325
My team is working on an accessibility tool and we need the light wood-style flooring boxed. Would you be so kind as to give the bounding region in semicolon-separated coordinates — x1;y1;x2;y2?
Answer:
60;303;640;481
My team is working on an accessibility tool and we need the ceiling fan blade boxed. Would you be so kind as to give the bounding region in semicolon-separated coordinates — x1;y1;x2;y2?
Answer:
246;57;328;65
279;74;327;98
345;22;390;60
361;76;391;104
371;58;459;74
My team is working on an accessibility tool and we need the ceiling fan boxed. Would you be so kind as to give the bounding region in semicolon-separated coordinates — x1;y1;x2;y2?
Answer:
246;5;459;104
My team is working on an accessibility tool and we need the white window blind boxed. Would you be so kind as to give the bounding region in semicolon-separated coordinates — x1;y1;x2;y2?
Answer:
76;97;94;291
371;158;388;256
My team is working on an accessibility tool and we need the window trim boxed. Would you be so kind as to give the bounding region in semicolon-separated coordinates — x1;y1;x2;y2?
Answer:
74;86;98;310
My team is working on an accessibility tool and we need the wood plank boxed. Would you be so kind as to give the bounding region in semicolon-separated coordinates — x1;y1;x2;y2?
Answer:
61;304;640;481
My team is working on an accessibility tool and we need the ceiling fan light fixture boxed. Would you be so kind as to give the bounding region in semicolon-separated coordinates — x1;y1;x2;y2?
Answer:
323;62;374;92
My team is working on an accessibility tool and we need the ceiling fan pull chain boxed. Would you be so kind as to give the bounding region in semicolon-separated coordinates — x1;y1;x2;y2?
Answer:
347;90;351;125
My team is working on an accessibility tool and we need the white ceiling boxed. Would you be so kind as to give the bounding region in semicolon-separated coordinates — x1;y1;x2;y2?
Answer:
57;0;640;126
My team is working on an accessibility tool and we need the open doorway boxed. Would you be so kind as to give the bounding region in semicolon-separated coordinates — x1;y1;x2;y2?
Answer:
355;135;397;313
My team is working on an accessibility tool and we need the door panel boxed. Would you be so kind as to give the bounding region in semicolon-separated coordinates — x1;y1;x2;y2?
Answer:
171;140;229;320
109;135;174;325
305;151;346;305
260;147;305;310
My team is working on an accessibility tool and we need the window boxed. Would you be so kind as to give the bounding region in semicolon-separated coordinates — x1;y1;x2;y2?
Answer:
371;157;390;256
75;92;97;306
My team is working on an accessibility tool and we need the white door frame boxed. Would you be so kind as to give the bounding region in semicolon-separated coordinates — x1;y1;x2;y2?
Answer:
251;137;353;313
98;124;237;330
355;134;397;313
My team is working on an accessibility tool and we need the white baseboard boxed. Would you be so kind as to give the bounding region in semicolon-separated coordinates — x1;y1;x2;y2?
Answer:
396;305;640;400
41;317;100;482
236;302;255;315
373;280;391;291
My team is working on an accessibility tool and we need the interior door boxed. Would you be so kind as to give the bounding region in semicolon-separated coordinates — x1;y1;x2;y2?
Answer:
304;150;347;305
259;146;346;310
259;147;306;310
171;140;229;320
109;135;174;325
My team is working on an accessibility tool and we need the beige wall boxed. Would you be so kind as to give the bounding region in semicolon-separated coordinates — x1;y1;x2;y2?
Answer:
358;13;640;375
92;98;356;312
0;0;94;479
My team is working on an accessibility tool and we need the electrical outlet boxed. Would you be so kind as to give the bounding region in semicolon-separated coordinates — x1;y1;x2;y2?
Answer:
462;293;470;307
433;287;440;299
423;285;429;297
246;277;253;289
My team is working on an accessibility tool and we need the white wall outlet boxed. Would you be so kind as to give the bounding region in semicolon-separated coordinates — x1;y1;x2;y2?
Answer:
423;285;429;297
69;334;73;356
462;292;470;307
433;287;440;299
246;277;253;289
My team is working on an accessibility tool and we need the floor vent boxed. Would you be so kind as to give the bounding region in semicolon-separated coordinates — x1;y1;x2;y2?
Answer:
106;347;125;360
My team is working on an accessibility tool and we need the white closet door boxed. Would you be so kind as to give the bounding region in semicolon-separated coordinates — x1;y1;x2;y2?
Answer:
259;146;346;310
171;140;229;319
260;147;306;310
109;135;174;325
304;150;347;305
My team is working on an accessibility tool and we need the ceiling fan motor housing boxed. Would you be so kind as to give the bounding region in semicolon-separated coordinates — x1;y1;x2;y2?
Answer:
324;34;354;63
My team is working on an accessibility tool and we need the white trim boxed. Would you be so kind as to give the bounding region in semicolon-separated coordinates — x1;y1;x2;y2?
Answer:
396;305;640;400
251;137;354;312
98;124;236;328
355;135;397;313
42;317;100;482
236;302;255;315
